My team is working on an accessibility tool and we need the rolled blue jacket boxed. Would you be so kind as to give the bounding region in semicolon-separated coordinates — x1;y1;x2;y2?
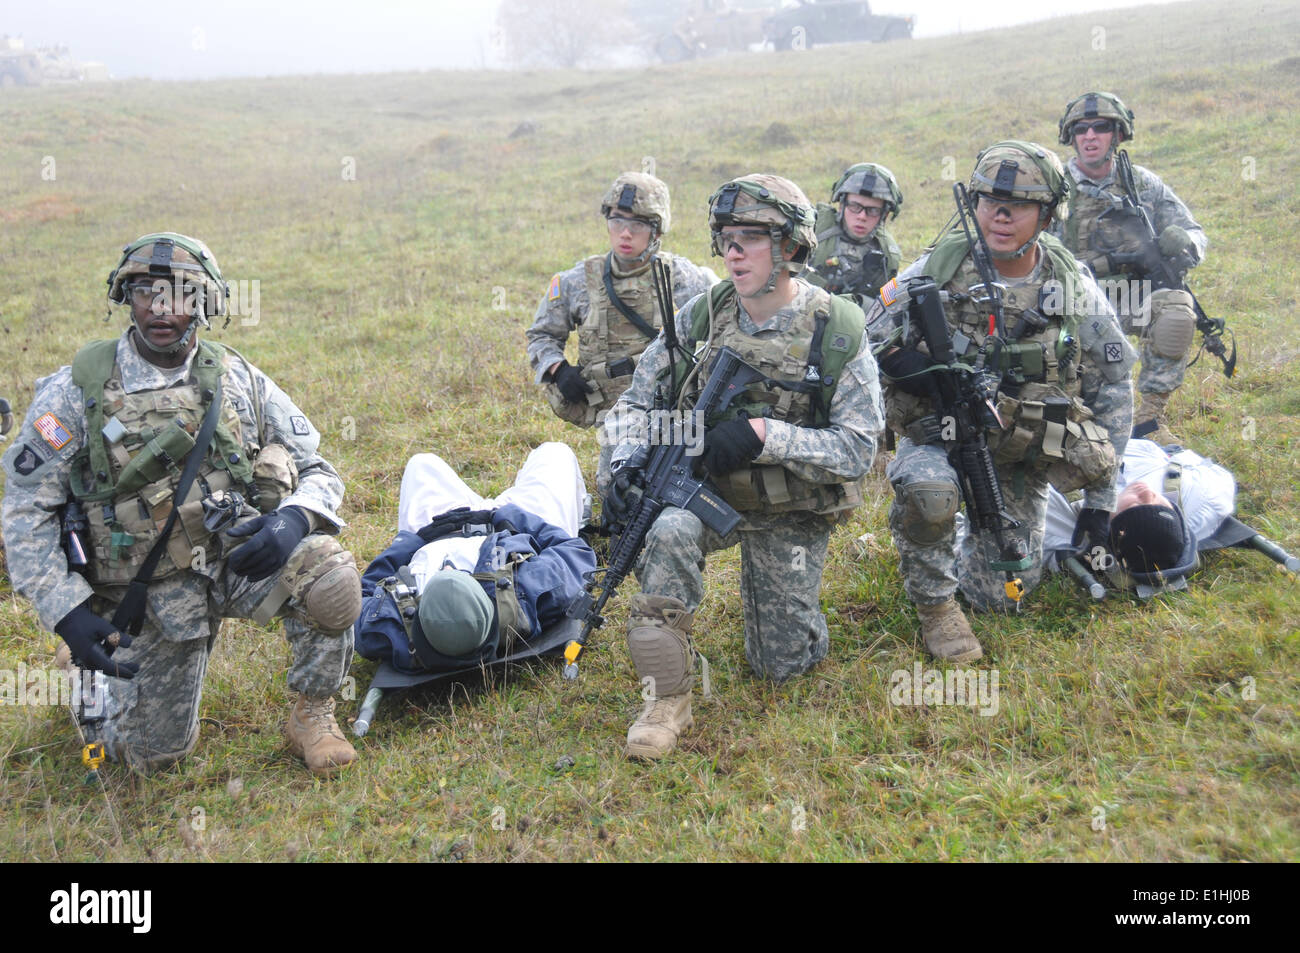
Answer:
356;503;596;673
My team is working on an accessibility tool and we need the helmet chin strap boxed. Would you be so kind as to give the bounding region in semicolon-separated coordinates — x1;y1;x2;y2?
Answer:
130;307;206;358
990;240;1037;262
612;228;661;270
737;226;790;298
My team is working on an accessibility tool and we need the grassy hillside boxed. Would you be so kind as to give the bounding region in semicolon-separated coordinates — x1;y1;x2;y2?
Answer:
1;0;1297;861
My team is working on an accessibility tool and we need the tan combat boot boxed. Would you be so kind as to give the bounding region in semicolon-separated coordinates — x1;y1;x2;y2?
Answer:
286;695;357;776
625;594;695;760
916;598;983;663
1134;391;1178;446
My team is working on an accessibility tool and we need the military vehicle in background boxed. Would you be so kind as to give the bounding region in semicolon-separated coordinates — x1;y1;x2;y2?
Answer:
0;36;109;87
763;0;914;50
653;0;778;62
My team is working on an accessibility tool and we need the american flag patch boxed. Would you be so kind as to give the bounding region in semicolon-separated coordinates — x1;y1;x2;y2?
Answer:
547;274;562;301
34;413;72;450
879;278;900;307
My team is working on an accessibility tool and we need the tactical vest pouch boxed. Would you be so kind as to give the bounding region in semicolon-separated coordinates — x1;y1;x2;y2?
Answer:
251;443;299;512
722;465;865;518
544;381;600;427
1045;414;1115;493
583;358;636;409
114;420;196;497
164;497;215;573
885;387;931;438
989;387;1117;493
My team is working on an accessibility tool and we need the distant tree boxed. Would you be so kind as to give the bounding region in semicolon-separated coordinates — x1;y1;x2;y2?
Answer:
495;0;635;69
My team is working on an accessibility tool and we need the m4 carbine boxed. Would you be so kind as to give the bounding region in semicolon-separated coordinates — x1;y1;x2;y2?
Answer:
1103;151;1236;378
563;345;764;677
906;276;1032;604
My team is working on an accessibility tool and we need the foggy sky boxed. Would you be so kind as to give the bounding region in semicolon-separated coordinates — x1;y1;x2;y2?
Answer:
3;0;1186;79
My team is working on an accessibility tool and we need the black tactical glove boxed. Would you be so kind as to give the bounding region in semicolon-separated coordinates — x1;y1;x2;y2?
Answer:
877;347;939;400
1071;507;1112;557
55;604;138;679
603;446;649;525
226;505;310;581
700;417;763;479
551;360;593;405
1157;225;1196;266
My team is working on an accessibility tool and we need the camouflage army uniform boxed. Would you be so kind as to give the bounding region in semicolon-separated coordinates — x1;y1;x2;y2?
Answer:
607;279;884;680
867;244;1135;611
526;251;716;491
805;202;902;307
1053;156;1207;396
1;329;353;773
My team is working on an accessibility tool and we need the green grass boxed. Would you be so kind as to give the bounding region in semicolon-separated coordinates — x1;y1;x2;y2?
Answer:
1;0;1298;861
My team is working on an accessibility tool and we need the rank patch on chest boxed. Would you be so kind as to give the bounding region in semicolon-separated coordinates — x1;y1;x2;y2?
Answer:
290;415;310;436
547;274;562;301
1104;342;1124;363
34;412;72;450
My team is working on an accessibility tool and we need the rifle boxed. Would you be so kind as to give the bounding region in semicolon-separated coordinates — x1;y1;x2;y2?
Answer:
906;274;1032;604
952;183;1008;355
1107;151;1236;378
563;345;765;677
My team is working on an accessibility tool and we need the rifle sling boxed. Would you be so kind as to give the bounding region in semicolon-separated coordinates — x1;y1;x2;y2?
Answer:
111;377;224;636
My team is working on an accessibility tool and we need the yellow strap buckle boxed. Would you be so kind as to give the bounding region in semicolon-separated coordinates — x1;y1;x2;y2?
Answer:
1004;578;1025;602
81;742;106;770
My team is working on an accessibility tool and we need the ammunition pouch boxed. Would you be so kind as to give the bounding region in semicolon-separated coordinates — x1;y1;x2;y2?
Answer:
544;356;637;427
84;468;238;585
251;443;299;512
113;420;196;497
717;464;866;520
988;386;1117;492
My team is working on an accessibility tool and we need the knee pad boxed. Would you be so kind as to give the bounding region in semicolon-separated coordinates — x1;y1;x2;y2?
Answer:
1147;289;1196;360
896;481;959;545
267;535;362;632
626;594;694;697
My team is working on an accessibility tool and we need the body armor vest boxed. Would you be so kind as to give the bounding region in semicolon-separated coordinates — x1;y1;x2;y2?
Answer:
71;343;259;585
807;205;900;300
577;253;664;410
885;241;1113;492
1063;175;1141;278
686;284;866;517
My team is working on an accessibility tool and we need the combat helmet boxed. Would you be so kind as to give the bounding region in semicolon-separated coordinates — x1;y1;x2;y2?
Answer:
1058;91;1135;145
831;162;903;221
708;173;817;294
601;172;671;262
970;140;1071;224
107;232;229;356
